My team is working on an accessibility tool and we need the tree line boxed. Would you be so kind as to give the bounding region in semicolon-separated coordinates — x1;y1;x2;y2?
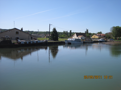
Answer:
24;26;121;41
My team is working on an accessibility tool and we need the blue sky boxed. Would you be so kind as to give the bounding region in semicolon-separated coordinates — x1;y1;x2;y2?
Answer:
0;0;121;33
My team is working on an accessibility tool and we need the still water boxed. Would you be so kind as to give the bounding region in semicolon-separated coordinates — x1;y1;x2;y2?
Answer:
0;43;121;90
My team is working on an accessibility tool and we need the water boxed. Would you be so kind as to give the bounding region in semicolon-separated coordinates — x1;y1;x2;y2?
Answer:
0;43;121;90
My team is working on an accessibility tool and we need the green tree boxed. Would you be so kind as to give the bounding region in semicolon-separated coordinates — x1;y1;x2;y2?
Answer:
85;29;89;37
105;33;112;39
111;26;121;39
50;28;58;41
86;33;90;37
70;30;72;36
85;29;88;34
97;31;102;34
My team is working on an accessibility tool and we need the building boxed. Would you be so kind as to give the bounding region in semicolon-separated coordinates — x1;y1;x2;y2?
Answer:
91;35;100;39
0;28;32;41
91;34;105;39
45;34;51;38
97;34;105;38
72;33;86;40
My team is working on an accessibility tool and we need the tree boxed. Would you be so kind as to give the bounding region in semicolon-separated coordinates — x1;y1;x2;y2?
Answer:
111;26;121;39
105;33;112;39
85;29;89;37
97;31;102;34
85;29;88;34
50;28;58;41
70;30;72;36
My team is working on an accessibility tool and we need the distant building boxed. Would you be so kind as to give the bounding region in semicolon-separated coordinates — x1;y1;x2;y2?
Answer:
32;34;45;39
91;34;105;39
91;35;100;39
45;34;51;38
0;28;32;41
97;34;105;38
72;33;86;40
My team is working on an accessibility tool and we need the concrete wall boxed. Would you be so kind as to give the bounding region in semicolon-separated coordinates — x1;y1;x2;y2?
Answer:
0;28;32;41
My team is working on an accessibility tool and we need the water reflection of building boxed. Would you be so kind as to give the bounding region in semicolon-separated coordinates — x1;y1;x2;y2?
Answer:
63;44;92;55
0;46;47;60
63;44;83;49
63;43;92;49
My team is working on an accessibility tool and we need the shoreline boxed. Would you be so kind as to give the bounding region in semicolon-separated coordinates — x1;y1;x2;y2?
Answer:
102;41;121;45
0;40;121;48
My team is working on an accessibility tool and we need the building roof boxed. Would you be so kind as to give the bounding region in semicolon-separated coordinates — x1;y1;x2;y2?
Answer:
0;28;32;36
75;33;86;37
97;34;105;36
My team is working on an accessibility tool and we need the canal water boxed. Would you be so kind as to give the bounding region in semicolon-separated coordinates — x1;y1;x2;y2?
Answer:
0;43;121;90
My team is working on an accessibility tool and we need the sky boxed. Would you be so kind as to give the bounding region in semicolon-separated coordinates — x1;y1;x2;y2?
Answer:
0;0;121;33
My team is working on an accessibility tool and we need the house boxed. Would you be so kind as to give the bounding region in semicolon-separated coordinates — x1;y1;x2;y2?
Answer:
97;34;105;38
72;33;86;40
45;34;51;38
0;28;32;41
91;34;105;39
91;35;100;39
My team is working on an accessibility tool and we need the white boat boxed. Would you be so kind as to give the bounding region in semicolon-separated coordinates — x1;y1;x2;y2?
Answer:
98;38;105;42
65;38;74;44
65;38;83;44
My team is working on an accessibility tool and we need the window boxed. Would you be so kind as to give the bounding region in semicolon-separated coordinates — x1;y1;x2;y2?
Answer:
16;31;19;34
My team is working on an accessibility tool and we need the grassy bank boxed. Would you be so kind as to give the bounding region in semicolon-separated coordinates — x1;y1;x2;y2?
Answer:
114;40;121;41
37;38;68;41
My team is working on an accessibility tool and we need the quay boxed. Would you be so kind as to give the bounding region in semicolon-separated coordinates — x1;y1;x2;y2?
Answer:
0;40;65;48
0;40;107;48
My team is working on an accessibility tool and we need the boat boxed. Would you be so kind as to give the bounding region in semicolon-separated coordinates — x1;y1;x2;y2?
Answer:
98;38;106;42
65;38;83;44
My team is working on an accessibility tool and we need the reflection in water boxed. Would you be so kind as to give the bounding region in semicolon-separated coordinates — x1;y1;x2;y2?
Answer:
0;44;121;90
0;46;47;60
64;43;121;57
49;45;58;59
64;43;84;49
110;45;121;57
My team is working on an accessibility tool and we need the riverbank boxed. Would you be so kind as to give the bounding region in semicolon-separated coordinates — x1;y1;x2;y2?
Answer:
102;41;121;45
0;41;65;48
1;40;121;48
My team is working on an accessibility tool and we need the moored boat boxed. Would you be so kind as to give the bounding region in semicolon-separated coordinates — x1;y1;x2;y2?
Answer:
65;38;83;44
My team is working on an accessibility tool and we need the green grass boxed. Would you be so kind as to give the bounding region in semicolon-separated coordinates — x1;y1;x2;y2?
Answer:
114;40;121;41
37;38;68;41
58;38;68;41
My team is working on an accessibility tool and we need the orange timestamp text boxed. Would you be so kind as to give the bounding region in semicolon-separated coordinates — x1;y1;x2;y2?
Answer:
84;75;113;79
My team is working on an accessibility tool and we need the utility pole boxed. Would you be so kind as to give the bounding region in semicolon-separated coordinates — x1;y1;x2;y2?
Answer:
49;24;51;40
